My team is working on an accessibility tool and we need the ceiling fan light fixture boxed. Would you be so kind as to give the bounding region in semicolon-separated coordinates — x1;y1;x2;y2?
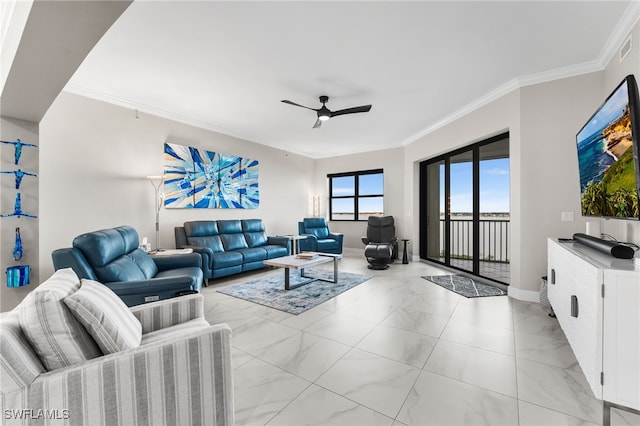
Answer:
281;95;372;128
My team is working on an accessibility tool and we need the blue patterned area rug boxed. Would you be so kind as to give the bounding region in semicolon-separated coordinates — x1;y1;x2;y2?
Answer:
423;274;506;298
217;269;372;314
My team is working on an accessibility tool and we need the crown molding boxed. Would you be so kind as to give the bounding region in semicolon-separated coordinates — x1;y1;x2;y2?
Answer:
65;83;247;141
596;1;640;69
403;2;640;147
400;79;520;146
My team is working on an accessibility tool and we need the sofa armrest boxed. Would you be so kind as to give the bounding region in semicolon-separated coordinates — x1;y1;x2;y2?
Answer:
6;324;233;426
361;237;370;245
298;233;317;251
267;236;290;248
180;245;213;267
152;252;202;271
102;277;198;307
329;232;344;242
130;293;204;333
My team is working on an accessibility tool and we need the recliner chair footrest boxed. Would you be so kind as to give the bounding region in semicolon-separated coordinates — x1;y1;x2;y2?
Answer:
364;244;394;258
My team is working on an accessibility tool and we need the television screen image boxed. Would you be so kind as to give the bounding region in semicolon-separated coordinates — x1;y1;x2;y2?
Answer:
576;75;640;219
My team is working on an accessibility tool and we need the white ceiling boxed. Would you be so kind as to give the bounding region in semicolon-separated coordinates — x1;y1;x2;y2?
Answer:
65;1;636;159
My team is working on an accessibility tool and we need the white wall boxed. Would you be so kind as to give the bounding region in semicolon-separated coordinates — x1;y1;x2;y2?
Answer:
314;147;404;250
38;92;315;282
518;72;605;297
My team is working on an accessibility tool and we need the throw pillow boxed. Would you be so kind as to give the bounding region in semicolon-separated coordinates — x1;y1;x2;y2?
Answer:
64;279;142;354
19;268;102;371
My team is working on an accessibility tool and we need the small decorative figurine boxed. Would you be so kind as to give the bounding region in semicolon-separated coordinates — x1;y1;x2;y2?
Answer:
0;169;37;189
0;139;38;165
0;193;37;218
13;227;23;261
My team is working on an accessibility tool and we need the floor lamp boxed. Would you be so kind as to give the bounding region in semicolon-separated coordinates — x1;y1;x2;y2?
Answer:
147;175;164;250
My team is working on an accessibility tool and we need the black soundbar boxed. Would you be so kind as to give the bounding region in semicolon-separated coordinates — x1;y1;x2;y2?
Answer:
572;233;635;259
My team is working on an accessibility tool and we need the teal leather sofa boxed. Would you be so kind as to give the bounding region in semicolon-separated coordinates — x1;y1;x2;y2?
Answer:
52;226;203;306
175;219;290;281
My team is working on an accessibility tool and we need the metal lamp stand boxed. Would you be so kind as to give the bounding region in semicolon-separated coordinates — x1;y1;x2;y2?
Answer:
147;175;164;250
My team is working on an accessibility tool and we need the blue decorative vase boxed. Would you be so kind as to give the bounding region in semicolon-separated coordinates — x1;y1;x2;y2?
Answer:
6;265;30;287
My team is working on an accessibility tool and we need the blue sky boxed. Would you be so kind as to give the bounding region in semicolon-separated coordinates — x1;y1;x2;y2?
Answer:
332;173;384;213
577;80;629;142
332;164;509;214
441;158;510;213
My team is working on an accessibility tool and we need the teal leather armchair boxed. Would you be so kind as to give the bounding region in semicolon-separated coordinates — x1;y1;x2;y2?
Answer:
298;218;343;254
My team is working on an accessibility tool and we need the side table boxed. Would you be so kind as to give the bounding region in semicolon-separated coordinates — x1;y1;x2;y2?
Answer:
280;235;308;255
401;239;410;264
149;248;194;256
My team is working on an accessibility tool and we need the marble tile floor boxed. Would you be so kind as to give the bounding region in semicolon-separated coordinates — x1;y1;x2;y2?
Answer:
203;253;639;426
446;258;511;285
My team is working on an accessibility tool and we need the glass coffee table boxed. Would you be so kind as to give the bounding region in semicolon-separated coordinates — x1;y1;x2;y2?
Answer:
264;252;342;290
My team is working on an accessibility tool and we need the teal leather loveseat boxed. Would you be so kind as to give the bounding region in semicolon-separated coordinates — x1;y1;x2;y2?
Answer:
52;226;203;306
175;219;290;281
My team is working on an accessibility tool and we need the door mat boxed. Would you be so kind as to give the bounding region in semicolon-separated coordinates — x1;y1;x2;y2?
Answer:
422;274;506;298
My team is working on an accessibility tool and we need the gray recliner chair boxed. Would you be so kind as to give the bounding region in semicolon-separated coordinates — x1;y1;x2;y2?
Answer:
361;216;398;269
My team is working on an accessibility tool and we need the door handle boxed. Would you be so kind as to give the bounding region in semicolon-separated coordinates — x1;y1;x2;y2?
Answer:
550;268;556;284
571;295;579;318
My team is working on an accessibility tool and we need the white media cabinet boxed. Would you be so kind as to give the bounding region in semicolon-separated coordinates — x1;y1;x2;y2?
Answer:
547;238;640;425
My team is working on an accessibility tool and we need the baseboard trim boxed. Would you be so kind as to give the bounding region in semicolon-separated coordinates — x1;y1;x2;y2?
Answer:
507;286;540;303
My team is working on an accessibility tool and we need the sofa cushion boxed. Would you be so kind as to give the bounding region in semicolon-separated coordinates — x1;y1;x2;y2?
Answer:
129;248;159;279
211;251;243;269
308;227;329;239
317;239;340;251
263;244;290;259
189;235;225;253
221;233;249;251
184;220;219;237
73;226;139;268
241;219;264;233
0;310;45;393
95;255;148;283
64;279;142;354
19;268;102;371
217;220;242;234
238;247;267;263
244;231;268;247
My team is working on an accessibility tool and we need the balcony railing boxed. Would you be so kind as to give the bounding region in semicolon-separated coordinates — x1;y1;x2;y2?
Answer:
440;218;510;263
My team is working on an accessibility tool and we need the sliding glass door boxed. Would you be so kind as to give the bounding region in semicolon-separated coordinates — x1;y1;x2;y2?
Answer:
420;133;510;284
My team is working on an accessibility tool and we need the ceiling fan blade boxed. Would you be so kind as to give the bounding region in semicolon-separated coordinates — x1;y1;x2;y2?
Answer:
312;118;322;129
330;105;372;118
281;100;318;111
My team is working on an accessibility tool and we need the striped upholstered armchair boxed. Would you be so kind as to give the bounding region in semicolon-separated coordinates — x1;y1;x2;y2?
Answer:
0;268;234;426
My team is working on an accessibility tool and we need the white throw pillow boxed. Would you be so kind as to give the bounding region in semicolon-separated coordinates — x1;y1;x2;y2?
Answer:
19;268;102;371
64;279;142;354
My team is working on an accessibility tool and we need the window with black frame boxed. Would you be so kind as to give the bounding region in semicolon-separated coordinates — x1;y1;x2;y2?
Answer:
329;169;384;221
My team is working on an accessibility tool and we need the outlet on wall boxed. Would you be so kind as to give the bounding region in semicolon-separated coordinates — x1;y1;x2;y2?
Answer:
561;212;575;222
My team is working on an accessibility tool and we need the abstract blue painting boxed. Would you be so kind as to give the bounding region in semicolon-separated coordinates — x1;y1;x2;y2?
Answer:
163;143;259;209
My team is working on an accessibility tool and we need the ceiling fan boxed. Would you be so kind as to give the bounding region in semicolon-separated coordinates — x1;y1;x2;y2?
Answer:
281;95;372;128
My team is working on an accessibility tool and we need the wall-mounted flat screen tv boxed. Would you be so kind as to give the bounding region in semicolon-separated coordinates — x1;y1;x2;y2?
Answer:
576;74;640;219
